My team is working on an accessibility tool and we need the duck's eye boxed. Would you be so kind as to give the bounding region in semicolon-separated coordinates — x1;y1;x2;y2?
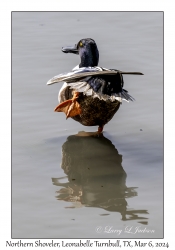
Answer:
79;42;83;47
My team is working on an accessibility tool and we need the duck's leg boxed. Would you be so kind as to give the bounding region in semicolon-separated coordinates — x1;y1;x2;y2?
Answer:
54;92;81;119
98;125;104;133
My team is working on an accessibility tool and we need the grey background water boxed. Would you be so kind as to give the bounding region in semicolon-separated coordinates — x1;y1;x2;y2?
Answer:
12;12;163;238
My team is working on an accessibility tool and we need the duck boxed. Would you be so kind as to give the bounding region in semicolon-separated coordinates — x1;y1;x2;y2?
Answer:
47;38;143;133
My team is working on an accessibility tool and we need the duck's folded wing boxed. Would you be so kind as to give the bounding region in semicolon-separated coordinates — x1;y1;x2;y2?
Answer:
47;67;143;85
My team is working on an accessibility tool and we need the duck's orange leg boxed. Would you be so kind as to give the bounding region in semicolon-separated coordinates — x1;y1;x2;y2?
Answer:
54;92;81;119
98;125;104;133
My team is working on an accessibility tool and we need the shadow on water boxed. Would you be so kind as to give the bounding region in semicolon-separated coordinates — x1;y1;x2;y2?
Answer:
52;131;148;223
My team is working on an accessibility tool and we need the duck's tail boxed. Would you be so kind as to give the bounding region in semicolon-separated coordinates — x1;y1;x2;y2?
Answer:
121;89;135;102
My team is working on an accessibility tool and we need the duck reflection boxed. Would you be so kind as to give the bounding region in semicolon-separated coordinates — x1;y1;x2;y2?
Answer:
52;132;148;222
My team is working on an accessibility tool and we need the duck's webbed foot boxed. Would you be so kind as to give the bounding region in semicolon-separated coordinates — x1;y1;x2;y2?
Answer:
54;92;81;119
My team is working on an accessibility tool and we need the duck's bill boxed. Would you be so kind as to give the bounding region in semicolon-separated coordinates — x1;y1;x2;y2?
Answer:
61;45;78;54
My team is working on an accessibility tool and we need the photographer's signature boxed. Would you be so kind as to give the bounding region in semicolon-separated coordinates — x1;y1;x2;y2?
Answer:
96;226;155;235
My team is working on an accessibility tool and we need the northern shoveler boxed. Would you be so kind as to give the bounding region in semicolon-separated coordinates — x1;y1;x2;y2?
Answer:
47;38;143;133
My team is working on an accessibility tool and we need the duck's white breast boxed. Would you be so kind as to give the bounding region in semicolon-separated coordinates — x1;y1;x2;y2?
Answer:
58;82;67;102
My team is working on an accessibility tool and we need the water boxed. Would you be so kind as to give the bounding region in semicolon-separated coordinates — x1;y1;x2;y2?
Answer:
12;12;163;238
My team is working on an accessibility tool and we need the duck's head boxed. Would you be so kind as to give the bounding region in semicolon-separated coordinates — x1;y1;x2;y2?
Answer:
62;38;99;67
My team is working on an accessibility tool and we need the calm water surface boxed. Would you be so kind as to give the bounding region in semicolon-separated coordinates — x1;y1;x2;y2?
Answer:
12;12;163;238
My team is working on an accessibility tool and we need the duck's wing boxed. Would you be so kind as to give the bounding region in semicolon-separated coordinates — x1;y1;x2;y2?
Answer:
48;67;143;103
47;67;100;85
67;81;135;103
47;67;143;85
